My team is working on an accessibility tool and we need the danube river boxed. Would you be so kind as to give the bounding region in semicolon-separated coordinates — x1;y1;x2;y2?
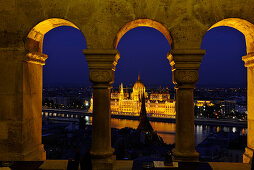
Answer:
42;108;247;145
109;118;247;145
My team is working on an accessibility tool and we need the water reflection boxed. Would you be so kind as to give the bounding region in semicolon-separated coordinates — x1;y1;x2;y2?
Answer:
87;117;247;145
111;118;247;145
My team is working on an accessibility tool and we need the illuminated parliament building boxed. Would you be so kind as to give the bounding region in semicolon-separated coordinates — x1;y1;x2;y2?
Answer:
90;75;176;118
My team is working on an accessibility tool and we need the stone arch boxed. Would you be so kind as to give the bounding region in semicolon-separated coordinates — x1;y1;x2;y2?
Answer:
206;18;254;163
16;18;86;160
26;18;81;54
208;18;254;54
113;19;172;49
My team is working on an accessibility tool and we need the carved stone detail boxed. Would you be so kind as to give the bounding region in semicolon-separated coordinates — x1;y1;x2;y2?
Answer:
25;52;48;65
169;49;204;88
174;70;199;84
89;70;113;84
242;53;254;68
84;49;119;84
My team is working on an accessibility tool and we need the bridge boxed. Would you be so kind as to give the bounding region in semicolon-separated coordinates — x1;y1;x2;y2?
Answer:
42;108;247;128
42;108;91;122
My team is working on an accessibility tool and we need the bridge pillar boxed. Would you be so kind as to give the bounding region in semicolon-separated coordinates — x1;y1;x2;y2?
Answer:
168;49;205;162
243;53;254;163
84;49;119;169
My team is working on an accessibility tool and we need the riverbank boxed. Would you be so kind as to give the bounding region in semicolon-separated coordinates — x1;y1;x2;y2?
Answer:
112;114;247;128
42;109;247;128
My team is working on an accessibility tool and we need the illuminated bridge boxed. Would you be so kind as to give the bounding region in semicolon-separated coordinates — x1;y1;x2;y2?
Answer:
42;109;247;128
42;108;91;122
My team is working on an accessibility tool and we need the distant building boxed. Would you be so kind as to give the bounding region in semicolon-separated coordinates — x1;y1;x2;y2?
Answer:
235;104;247;114
194;100;215;116
90;75;176;118
195;100;215;107
220;100;236;115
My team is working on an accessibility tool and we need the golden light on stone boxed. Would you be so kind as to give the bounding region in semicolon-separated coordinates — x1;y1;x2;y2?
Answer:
209;18;254;164
1;0;254;166
26;18;80;53
26;52;48;65
208;18;254;54
114;19;172;48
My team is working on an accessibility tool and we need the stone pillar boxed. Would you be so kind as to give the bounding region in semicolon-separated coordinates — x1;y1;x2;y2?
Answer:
0;48;47;160
84;49;119;169
168;49;205;162
242;53;254;163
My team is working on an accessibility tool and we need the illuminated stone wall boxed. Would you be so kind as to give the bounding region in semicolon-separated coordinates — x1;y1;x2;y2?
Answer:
1;0;254;50
1;0;254;163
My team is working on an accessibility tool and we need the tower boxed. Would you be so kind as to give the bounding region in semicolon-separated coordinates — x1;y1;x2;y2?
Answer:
137;93;153;133
131;74;146;101
119;83;124;101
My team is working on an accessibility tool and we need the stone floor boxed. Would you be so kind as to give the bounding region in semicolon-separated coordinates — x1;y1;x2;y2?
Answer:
209;162;251;170
0;160;251;170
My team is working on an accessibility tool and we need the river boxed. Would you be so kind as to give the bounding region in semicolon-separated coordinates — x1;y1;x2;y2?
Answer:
109;118;247;145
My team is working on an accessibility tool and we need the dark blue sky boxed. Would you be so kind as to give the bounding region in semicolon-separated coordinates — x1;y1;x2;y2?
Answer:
43;25;247;88
199;26;247;87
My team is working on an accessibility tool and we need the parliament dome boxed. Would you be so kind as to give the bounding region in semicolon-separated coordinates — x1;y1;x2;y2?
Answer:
132;75;147;100
133;75;145;90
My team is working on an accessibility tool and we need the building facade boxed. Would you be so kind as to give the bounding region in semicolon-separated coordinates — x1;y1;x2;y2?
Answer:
90;76;176;118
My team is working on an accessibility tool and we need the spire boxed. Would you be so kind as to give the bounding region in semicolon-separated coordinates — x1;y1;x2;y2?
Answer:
120;83;123;92
120;83;124;100
140;92;147;117
137;92;153;133
121;83;123;91
138;74;140;81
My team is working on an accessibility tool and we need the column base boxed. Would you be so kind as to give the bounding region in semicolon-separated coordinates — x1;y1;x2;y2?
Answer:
172;148;199;162
91;155;116;170
0;144;46;161
90;148;114;159
243;147;254;163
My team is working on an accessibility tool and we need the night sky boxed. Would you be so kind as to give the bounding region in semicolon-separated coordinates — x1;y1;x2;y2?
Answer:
43;25;247;88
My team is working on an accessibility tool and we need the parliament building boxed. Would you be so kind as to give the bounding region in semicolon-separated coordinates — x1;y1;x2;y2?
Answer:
90;75;176;118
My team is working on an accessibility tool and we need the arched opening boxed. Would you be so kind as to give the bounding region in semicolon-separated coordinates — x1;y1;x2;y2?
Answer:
24;18;88;160
26;18;80;54
114;19;172;49
41;25;91;159
199;18;254;163
42;26;88;88
208;18;254;54
110;19;175;160
200;26;247;87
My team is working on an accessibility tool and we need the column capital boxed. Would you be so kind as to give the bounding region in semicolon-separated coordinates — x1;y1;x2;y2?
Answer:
84;49;119;84
167;49;205;88
25;52;48;65
168;49;205;70
242;53;254;68
0;48;48;65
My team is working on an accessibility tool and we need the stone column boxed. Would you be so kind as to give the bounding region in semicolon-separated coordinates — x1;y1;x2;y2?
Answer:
84;49;119;169
0;48;47;160
242;53;254;163
168;49;205;162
